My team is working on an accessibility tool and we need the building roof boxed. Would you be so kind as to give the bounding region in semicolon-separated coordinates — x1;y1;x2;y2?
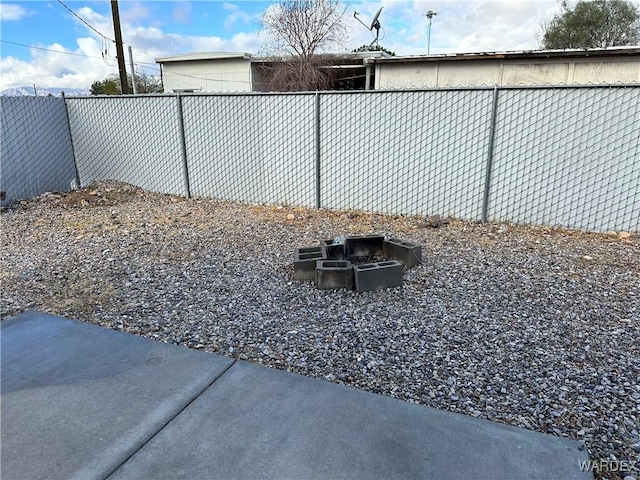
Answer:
156;51;391;66
156;52;252;63
371;47;640;64
155;47;640;67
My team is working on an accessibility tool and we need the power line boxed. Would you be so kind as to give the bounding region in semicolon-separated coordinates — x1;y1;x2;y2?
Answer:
55;0;118;67
2;40;163;78
56;0;115;43
1;40;365;86
0;39;108;60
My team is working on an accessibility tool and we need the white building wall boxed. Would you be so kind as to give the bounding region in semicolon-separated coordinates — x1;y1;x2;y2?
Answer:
161;58;252;93
570;60;640;84
437;61;502;87
377;57;640;88
501;62;571;85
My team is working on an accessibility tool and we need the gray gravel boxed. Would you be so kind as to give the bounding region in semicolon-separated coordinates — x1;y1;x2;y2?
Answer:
2;181;639;480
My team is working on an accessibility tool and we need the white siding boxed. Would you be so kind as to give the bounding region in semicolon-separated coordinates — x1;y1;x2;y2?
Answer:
162;58;252;93
377;57;640;88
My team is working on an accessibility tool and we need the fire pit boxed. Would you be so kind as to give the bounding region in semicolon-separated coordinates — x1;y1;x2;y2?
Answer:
293;235;422;291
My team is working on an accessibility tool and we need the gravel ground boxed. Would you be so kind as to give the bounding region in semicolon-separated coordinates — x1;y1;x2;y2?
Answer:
2;181;639;480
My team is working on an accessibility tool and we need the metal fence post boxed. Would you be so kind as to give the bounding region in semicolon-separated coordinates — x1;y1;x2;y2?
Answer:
176;94;191;198
315;91;321;209
481;86;499;222
61;92;82;189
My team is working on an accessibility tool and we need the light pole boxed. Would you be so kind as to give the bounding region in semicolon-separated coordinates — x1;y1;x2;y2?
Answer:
426;10;438;54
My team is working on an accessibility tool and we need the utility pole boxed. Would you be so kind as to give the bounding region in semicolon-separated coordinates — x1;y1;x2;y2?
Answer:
128;46;138;94
111;0;130;94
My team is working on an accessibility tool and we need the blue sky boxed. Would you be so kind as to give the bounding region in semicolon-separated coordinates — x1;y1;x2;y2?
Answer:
0;0;626;90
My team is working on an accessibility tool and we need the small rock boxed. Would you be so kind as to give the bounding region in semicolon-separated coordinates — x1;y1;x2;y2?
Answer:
427;215;442;228
577;429;585;436
623;476;636;480
606;231;618;238
618;231;631;240
582;255;593;261
286;213;295;220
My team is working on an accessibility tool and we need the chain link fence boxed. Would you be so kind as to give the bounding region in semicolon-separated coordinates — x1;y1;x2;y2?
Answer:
2;87;638;232
65;96;187;196
320;89;494;218
182;93;316;206
490;86;639;231
0;96;76;205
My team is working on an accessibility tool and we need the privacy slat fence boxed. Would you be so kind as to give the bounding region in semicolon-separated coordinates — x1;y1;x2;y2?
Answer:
1;86;638;232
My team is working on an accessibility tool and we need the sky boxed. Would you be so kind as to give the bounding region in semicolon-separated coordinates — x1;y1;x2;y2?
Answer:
0;0;608;91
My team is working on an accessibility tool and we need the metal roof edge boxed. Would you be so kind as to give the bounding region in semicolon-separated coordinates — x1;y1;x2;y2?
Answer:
371;47;640;63
156;52;252;63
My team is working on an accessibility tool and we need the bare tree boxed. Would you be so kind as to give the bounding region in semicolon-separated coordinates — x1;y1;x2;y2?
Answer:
254;56;338;91
261;0;348;90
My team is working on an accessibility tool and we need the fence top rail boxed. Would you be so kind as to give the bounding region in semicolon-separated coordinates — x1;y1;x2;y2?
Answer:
62;82;640;100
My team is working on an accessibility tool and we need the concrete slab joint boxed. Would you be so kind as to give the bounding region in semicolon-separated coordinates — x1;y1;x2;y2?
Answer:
1;311;593;480
293;235;423;292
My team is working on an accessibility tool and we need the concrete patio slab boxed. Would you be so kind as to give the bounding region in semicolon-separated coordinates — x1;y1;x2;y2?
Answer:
2;311;591;480
0;310;233;480
112;360;591;480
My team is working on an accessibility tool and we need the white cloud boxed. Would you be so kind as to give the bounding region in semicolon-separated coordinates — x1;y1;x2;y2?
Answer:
0;3;33;21
127;28;262;63
346;0;565;55
122;3;152;23
5;0;633;91
224;8;254;31
0;4;263;90
0;40;114;90
172;2;192;24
